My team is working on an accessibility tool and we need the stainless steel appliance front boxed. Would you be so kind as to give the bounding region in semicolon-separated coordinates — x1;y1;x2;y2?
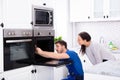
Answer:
3;29;34;71
33;29;55;63
32;5;53;29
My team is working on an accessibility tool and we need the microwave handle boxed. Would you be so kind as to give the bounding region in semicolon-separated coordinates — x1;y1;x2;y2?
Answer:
6;39;32;43
48;12;52;25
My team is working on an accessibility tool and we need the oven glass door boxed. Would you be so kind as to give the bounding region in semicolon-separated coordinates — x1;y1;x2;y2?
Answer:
4;37;34;71
34;36;54;62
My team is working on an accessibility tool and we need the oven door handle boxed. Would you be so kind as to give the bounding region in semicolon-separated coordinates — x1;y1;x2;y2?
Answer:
6;39;32;43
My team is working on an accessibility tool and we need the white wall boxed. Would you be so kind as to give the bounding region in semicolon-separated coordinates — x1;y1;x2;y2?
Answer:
54;0;72;48
72;21;120;49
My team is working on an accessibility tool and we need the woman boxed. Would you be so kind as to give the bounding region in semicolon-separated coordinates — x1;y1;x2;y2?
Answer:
78;32;115;65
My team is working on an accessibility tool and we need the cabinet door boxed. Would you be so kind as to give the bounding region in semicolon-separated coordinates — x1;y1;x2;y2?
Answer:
94;0;104;19
53;66;68;80
32;0;54;8
3;0;32;29
0;73;3;80
4;66;32;80
0;27;3;73
70;0;93;22
0;0;3;24
35;66;54;80
109;0;120;19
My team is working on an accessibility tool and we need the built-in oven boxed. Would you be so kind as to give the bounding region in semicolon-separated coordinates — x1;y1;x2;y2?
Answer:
33;29;54;64
33;29;72;66
32;5;53;29
3;29;34;71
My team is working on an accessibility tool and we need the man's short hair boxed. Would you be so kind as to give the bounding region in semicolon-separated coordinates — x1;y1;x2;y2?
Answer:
55;40;67;49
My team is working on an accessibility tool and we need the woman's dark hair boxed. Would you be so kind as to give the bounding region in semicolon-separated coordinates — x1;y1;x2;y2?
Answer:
55;40;67;49
78;32;91;54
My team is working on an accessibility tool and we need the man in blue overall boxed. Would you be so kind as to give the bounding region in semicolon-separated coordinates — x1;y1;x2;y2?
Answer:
35;40;84;80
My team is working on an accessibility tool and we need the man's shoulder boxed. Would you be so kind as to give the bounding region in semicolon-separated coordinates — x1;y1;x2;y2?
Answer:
66;50;77;55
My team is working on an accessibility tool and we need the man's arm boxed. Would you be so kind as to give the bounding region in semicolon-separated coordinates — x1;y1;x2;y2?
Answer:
36;47;69;59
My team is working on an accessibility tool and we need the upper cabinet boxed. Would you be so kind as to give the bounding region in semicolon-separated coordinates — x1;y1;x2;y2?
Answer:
32;0;54;8
2;0;32;29
70;0;120;22
109;0;120;20
70;0;93;22
0;0;3;26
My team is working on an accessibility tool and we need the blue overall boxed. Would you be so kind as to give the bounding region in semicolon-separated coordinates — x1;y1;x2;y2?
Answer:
62;50;84;80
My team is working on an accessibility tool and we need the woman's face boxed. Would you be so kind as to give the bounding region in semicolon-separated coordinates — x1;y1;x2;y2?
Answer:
77;36;85;45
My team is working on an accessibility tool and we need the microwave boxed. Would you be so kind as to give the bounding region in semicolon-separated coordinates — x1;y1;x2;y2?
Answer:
32;6;53;29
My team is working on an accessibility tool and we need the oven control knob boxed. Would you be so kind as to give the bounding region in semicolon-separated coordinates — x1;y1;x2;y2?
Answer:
23;32;26;35
49;32;52;35
8;32;12;35
38;32;41;35
11;32;15;35
26;32;28;35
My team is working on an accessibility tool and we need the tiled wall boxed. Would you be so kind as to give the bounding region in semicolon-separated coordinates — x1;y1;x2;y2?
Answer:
73;21;120;49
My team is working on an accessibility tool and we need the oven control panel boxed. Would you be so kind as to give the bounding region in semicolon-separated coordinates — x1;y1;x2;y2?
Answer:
3;29;32;37
34;29;54;37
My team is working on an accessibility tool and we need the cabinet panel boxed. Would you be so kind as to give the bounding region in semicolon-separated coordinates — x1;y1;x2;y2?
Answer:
3;0;32;29
0;27;3;73
35;66;54;80
94;0;104;18
32;0;54;8
4;66;32;80
0;0;3;23
70;0;93;22
109;0;120;19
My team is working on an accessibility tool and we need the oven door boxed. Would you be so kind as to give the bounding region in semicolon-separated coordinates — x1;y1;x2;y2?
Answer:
34;36;54;63
4;37;34;71
34;9;53;26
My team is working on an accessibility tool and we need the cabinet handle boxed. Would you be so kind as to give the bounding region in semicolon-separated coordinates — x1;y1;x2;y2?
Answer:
43;3;46;6
103;16;105;18
34;69;37;73
31;70;34;73
106;15;109;18
83;60;86;63
0;23;4;28
30;21;33;25
88;16;90;19
1;78;5;80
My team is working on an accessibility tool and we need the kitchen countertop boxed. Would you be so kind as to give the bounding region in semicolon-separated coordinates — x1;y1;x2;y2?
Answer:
85;60;120;77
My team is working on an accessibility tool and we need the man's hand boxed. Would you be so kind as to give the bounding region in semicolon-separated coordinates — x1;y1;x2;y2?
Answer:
35;47;43;55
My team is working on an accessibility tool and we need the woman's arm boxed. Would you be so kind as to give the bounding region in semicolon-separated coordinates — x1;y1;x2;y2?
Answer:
35;47;69;59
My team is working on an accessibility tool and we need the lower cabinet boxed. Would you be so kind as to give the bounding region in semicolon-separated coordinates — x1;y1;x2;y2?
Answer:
34;66;54;80
53;66;68;80
3;66;32;80
0;73;3;80
1;65;68;80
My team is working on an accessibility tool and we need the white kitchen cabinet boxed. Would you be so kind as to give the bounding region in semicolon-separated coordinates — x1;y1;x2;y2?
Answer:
109;0;120;20
0;27;3;73
94;0;120;20
70;0;120;22
2;0;32;29
70;0;93;22
32;0;54;8
94;0;105;19
0;73;3;80
0;0;3;26
34;66;54;80
53;66;68;80
3;66;32;80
